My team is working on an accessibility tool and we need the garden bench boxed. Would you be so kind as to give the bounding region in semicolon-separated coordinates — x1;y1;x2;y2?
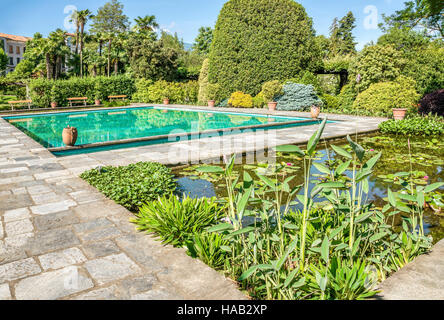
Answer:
108;95;127;102
67;97;88;107
8;100;32;110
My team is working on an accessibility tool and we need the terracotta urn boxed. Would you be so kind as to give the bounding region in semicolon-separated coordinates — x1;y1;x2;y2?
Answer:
393;108;407;120
51;102;57;108
208;100;216;107
311;105;321;119
268;102;277;111
163;98;170;105
95;99;101;106
62;126;78;147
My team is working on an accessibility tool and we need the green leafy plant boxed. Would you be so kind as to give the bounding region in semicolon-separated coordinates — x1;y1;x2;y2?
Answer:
134;194;225;247
186;232;230;269
192;120;434;300
379;115;444;136
353;76;420;115
261;80;283;103
80;162;176;212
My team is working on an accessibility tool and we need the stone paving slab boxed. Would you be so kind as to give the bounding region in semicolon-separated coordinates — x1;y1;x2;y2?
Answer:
377;239;444;300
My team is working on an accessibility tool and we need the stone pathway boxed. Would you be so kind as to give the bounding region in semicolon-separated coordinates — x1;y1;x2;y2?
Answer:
0;118;246;300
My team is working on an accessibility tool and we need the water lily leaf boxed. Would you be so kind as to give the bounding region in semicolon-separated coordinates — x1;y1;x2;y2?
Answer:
196;166;224;174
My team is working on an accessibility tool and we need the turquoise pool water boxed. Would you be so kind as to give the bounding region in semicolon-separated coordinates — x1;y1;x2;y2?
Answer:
4;107;323;153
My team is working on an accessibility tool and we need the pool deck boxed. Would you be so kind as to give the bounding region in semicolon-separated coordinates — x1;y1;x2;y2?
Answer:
1;104;441;300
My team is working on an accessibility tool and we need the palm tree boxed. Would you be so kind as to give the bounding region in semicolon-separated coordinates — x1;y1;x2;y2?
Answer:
38;29;70;79
69;12;80;54
74;9;94;77
134;15;159;32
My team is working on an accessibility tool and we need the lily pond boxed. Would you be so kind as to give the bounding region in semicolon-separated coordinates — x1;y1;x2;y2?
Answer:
173;134;444;243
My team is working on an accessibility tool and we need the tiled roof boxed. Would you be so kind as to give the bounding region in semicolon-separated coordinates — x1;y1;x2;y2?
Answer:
0;33;32;42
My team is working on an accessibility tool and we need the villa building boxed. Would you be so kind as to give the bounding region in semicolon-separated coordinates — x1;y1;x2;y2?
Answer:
0;33;32;74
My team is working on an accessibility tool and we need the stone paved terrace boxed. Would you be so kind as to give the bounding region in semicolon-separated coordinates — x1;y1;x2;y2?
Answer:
2;104;440;300
0;113;247;300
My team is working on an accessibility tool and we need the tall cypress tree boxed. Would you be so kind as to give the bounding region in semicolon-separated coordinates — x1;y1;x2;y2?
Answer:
329;11;357;57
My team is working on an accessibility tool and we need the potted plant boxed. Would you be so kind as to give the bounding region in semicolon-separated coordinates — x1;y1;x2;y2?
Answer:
207;83;221;107
50;87;57;108
162;86;171;105
310;105;321;119
392;108;407;120
261;80;283;111
94;93;101;106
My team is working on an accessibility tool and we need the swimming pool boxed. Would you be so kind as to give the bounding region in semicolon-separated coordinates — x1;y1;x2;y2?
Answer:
4;106;327;155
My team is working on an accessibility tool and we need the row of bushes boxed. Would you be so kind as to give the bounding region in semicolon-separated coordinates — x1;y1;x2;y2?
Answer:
225;80;322;111
133;79;199;104
29;76;136;108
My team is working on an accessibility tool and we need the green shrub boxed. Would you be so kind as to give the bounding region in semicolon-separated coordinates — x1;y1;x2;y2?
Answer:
276;82;323;111
134;195;225;247
353;77;420;115
132;78;154;103
209;0;321;96
207;83;222;102
338;84;357;109
252;93;266;108
29;78;53;108
322;94;340;110
228;91;253;108
29;76;136;108
261;80;283;103
198;58;209;104
80;162;176;212
350;44;406;92
186;232;230;270
379;115;444;136
136;80;199;104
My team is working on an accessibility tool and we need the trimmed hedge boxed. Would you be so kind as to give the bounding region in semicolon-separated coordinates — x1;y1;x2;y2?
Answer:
276;82;322;111
133;80;199;104
209;0;320;97
353;77;420;115
29;76;136;108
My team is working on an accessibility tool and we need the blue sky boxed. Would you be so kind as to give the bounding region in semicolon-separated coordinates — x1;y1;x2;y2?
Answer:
0;0;407;50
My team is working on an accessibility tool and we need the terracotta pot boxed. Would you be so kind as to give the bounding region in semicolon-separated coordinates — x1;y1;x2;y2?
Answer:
95;99;101;106
311;105;321;119
62;126;78;147
208;100;216;107
393;108;407;120
51;102;57;108
268;102;277;111
163;99;170;105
